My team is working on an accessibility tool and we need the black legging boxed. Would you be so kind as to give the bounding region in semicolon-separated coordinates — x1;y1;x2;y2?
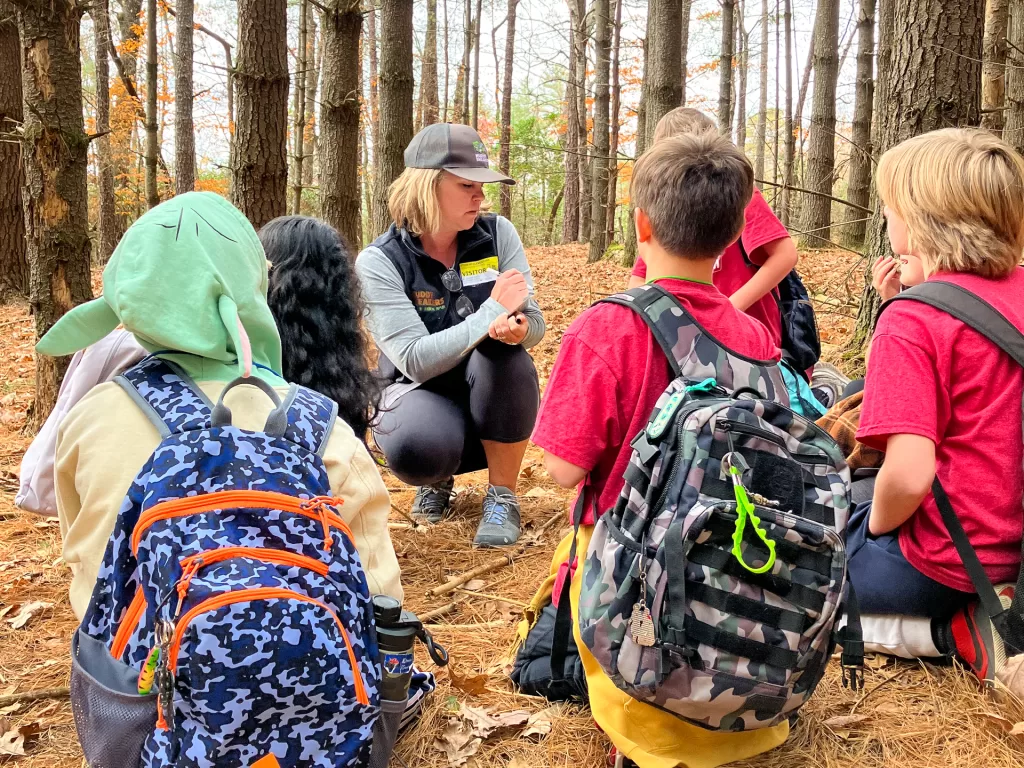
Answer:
373;340;540;486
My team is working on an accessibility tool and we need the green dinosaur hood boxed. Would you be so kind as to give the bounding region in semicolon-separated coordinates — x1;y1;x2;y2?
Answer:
37;192;283;385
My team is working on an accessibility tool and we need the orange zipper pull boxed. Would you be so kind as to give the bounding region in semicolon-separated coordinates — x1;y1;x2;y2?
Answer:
303;497;343;551
175;558;204;617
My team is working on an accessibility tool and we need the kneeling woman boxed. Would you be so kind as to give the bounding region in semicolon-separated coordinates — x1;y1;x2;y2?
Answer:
357;123;546;547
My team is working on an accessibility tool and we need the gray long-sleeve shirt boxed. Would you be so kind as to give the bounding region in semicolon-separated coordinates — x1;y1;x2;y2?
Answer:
356;215;546;385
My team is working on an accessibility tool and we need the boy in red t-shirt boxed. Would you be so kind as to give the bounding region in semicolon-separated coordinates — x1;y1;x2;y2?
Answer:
850;128;1024;687
531;132;786;766
627;108;797;350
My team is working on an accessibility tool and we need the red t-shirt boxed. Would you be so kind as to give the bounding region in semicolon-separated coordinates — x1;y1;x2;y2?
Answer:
533;278;780;527
631;189;790;347
857;269;1024;591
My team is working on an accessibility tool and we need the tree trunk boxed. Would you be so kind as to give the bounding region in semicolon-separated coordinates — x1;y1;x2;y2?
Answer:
1006;0;1024;152
13;0;94;429
647;0;683;128
290;0;308;214
442;0;450;121
546;187;564;245
561;0;580;243
113;0;142;240
587;0;610;263
735;2;748;149
622;6;652;267
781;0;794;224
471;0;482;129
174;0;195;194
754;0;769;180
606;0;622;245
232;0;289;230
574;0;591;242
841;0;874;247
459;0;471;124
680;0;691;104
982;0;1009;133
321;0;363;247
371;0;413;236
848;0;984;358
0;0;27;300
498;0;518;219
421;0;439;126
90;0;117;264
303;16;319;187
719;0;735;135
366;0;379;150
144;0;158;208
799;0;839;248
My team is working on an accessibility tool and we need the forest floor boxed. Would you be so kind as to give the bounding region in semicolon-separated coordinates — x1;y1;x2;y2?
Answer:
0;244;1022;767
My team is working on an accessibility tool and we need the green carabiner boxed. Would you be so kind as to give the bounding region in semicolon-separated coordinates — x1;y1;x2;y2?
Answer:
729;466;777;574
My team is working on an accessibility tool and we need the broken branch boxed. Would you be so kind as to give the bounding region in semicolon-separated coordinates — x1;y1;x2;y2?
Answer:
419;601;460;623
0;687;70;708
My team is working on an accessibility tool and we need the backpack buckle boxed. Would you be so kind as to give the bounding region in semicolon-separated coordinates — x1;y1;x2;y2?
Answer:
630;432;660;464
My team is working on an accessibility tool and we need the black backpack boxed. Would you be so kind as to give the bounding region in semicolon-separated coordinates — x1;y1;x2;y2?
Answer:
880;281;1024;655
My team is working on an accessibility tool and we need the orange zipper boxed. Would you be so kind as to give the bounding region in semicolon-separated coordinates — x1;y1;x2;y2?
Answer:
167;587;369;705
110;547;334;660
131;490;350;553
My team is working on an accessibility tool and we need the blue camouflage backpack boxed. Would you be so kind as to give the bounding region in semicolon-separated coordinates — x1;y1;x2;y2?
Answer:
551;285;862;732
69;357;381;768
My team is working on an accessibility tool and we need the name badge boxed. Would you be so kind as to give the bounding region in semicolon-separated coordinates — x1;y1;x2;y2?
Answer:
460;256;500;286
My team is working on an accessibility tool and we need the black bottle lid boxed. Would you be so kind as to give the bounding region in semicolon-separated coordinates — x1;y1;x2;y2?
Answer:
372;595;402;625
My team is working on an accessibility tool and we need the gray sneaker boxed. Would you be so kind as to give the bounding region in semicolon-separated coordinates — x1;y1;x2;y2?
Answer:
810;361;851;409
473;485;522;547
411;478;455;523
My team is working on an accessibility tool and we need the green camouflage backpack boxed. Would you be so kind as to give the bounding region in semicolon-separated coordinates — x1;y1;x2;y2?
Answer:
554;285;863;732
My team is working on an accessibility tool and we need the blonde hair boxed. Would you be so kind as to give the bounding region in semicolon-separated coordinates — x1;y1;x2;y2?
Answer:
652;107;717;144
877;128;1024;279
387;168;444;235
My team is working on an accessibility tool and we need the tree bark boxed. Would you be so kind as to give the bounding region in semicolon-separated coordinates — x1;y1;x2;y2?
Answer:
574;0;590;242
647;0;683;129
144;0;158;208
848;0;984;357
782;2;813;224
754;0;769;180
90;0;117;263
587;0;610;263
303;15;318;187
680;0;691;104
982;0;1010;133
442;0;449;121
232;0;289;229
321;0;363;247
799;0;839;248
735;1;748;148
366;0;379;150
290;0;308;214
421;0;439;126
371;0;413;236
174;0;195;194
0;0;27;299
841;0;874;247
113;0;142;239
459;0;471;124
605;0;622;245
781;0;794;224
1006;0;1024;152
622;6;652;267
719;0;735;135
561;0;580;243
471;0;482;129
12;0;94;429
498;0;518;218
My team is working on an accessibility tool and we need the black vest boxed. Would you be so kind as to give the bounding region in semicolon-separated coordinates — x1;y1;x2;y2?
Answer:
372;215;501;383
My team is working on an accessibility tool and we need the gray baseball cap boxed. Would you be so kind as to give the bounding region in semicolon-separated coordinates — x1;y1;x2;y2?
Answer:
404;123;516;185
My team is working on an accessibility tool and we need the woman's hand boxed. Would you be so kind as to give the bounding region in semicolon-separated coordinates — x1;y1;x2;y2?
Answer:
872;256;902;302
488;312;529;345
490;269;530;313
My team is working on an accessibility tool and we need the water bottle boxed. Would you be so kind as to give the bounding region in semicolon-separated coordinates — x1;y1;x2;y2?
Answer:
372;595;449;703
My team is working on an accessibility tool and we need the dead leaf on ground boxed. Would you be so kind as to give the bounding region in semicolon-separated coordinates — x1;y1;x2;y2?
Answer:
462;579;487;592
436;719;482;767
484;600;522;623
522;705;560;738
0;606;14;621
823;714;870;729
980;712;1024;740
0;720;43;757
448;668;490;696
523;487;552;498
6;601;52;630
460;705;530;737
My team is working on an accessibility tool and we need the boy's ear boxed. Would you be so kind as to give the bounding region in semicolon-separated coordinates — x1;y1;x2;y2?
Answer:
727;212;747;246
635;207;653;244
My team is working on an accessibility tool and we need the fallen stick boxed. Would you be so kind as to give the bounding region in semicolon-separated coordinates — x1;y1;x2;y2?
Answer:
418;601;459;623
453;587;530;608
0;687;70;707
389;503;423;529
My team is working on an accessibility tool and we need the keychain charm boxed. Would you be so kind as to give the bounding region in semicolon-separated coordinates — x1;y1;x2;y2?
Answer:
630;564;656;647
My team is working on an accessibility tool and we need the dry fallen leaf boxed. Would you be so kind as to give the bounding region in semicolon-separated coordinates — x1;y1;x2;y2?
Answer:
7;601;52;630
0;606;14;621
998;653;1024;698
460;705;530;737
448;668;490;696
523;487;551;498
436;718;481;767
824;714;870;729
462;579;487;592
0;720;43;757
484;600;522;623
980;713;1016;732
522;705;560;738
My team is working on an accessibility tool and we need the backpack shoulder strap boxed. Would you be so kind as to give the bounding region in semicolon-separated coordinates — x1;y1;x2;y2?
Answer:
882;281;1024;368
881;280;1024;653
115;356;213;438
281;385;339;457
599;284;704;378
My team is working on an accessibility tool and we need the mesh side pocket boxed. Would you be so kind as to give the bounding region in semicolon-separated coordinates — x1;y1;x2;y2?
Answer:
70;629;156;768
367;698;406;768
